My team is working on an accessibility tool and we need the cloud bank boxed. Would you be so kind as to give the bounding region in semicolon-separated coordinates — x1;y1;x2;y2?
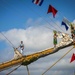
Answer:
0;19;75;75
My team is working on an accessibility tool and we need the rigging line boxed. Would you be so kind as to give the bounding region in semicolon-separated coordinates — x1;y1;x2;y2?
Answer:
2;0;61;32
1;0;24;18
26;65;30;75
2;0;53;32
0;32;15;48
2;1;54;31
2;0;31;27
6;64;21;75
22;1;70;34
42;46;74;75
58;11;67;20
44;26;54;31
1;0;54;31
36;6;64;32
20;1;60;32
1;0;70;34
1;1;70;36
2;0;70;34
58;11;71;27
29;2;69;32
43;11;70;34
30;8;59;31
48;16;64;32
6;57;25;75
43;25;70;36
30;1;64;32
44;0;70;32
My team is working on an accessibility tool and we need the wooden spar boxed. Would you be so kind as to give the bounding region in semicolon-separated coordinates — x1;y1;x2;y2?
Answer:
0;42;74;72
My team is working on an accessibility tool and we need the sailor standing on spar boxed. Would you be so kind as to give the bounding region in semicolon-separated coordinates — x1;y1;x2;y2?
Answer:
17;41;24;54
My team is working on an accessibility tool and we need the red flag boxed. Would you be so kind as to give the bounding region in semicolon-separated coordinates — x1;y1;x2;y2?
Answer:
47;5;58;18
70;53;75;63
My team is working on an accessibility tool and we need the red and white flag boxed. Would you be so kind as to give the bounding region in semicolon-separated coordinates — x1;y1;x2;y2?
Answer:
32;0;44;6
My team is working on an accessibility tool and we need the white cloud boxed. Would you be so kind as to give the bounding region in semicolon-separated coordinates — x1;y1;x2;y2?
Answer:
26;18;43;27
73;20;75;23
0;26;53;52
0;19;75;75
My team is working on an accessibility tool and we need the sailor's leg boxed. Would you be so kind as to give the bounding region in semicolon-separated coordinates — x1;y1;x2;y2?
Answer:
21;49;23;54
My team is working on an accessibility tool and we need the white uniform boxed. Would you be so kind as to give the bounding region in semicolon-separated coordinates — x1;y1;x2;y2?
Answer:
20;43;24;54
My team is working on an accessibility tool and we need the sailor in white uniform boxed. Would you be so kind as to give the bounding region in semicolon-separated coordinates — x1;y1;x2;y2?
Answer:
19;41;24;54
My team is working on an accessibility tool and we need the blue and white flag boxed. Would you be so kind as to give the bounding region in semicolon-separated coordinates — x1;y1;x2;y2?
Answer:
61;18;70;31
61;21;69;30
63;17;70;26
32;0;44;6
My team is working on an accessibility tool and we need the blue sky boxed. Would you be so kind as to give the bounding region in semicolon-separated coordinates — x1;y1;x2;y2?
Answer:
0;0;75;31
0;0;75;75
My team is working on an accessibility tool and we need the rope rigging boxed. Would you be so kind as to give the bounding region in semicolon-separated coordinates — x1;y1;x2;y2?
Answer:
6;65;21;75
42;46;74;75
21;1;63;32
6;60;30;75
1;0;63;33
26;65;30;75
27;1;67;32
1;0;71;35
0;1;75;75
0;32;15;48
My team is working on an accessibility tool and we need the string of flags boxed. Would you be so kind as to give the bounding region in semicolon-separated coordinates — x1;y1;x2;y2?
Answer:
32;0;70;31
